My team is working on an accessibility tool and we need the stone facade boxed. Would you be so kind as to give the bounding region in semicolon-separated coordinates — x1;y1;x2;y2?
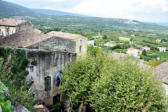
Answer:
47;31;88;57
0;18;87;106
26;49;76;105
0;18;33;37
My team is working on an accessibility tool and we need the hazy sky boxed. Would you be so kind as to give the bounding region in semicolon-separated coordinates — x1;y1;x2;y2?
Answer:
4;0;168;23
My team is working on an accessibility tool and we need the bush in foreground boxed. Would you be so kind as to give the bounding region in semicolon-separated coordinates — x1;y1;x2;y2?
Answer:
61;47;167;112
90;58;167;112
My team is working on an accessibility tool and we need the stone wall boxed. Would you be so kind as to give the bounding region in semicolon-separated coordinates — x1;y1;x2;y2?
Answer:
0;26;16;37
31;36;76;53
0;22;33;38
75;37;88;57
25;49;76;105
16;22;33;32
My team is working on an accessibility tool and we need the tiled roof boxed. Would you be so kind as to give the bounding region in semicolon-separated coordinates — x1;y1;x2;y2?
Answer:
128;48;135;51
47;31;87;40
0;18;26;26
0;29;51;47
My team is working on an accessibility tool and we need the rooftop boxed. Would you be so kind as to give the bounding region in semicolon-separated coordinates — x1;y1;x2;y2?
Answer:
0;18;26;26
155;62;168;84
128;48;137;51
47;31;87;40
0;29;51;47
143;46;150;48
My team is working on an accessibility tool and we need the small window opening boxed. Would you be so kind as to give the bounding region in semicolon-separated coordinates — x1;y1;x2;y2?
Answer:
54;71;62;86
45;76;51;91
79;46;82;53
30;66;34;72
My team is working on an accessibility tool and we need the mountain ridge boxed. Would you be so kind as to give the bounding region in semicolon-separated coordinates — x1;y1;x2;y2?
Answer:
0;0;167;33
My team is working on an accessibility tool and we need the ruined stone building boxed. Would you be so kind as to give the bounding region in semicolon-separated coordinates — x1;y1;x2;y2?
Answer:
26;49;76;105
47;31;88;56
0;18;88;106
0;18;33;37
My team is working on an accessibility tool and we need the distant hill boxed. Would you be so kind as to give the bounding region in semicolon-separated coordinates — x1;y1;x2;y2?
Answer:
0;0;38;17
0;0;167;34
158;23;168;26
33;9;88;17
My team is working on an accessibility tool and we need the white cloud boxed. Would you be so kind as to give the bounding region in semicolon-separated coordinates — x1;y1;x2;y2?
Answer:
4;0;168;22
51;0;65;2
69;0;168;22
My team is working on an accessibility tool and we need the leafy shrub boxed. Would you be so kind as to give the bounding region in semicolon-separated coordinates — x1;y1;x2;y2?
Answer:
61;47;167;112
61;47;108;109
115;49;127;53
147;54;158;58
90;58;167;112
139;54;152;61
0;82;14;112
148;60;162;67
0;47;36;111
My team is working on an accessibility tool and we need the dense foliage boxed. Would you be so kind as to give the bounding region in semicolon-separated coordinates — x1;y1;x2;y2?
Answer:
0;47;36;111
61;47;167;112
61;47;106;109
0;82;14;112
90;58;167;112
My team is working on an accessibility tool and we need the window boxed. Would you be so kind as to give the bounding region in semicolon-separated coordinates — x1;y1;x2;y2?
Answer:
6;27;10;35
45;76;51;91
79;46;82;53
0;29;2;35
30;66;34;72
54;71;62;86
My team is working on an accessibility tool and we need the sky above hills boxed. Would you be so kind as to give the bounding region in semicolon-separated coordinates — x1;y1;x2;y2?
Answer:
4;0;168;23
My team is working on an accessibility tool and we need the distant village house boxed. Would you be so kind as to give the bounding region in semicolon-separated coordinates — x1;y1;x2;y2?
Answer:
104;41;116;47
119;37;130;41
156;39;161;43
142;46;151;51
88;40;95;46
158;47;166;52
127;48;139;57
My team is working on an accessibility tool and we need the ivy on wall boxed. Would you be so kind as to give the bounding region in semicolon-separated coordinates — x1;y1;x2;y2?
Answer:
0;47;36;111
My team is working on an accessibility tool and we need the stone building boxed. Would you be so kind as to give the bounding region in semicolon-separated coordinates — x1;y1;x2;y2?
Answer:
0;18;33;37
158;47;166;52
127;48;139;57
26;49;76;105
104;41;116;47
47;31;88;56
0;28;76;106
142;46;151;51
0;18;85;106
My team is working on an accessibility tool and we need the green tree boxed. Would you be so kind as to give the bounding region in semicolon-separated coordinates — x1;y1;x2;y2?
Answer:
102;35;108;40
61;47;108;111
90;58;167;112
142;49;147;56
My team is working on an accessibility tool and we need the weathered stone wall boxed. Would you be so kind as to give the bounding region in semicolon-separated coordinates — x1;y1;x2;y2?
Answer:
16;22;33;32
0;22;33;38
75;37;88;57
0;26;16;37
31;36;76;53
25;49;76;105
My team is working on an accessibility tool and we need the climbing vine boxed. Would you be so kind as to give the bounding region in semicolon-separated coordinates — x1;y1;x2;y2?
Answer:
0;47;36;111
